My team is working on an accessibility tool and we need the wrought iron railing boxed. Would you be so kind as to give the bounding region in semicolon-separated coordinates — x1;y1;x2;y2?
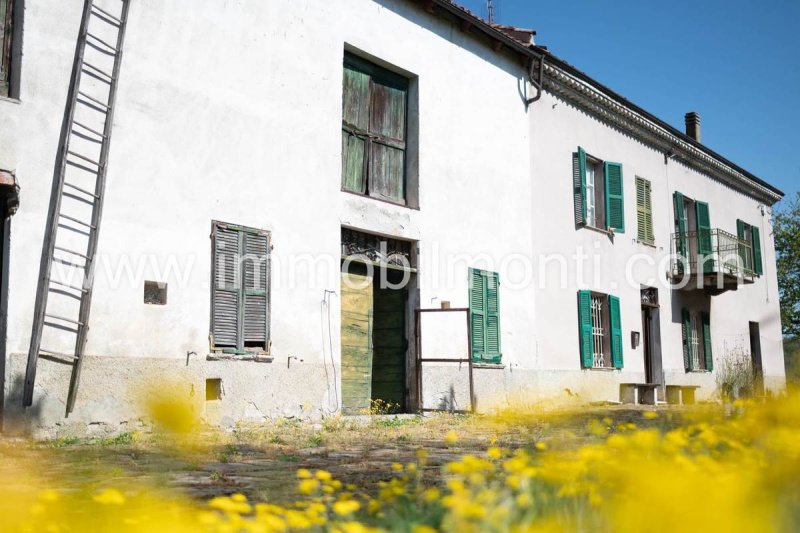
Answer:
671;229;755;282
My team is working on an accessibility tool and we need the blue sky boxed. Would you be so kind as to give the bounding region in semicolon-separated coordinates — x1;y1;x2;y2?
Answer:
459;0;800;205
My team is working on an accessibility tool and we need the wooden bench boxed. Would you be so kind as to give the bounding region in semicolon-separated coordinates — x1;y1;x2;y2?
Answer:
620;383;659;405
665;385;700;405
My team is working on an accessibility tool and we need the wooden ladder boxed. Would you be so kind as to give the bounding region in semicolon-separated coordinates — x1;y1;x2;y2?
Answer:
23;0;131;415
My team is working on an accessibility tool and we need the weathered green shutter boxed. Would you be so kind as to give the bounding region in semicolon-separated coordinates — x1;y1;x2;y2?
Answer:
604;162;625;232
636;177;653;244
751;226;763;276
368;79;407;203
469;268;486;360
681;308;693;371
469;269;501;363
695;201;712;273
577;290;593;368
341;65;369;194
243;230;270;347
483;271;501;363
701;312;713;371
573;147;587;226
736;219;749;272
609;295;623;369
674;192;687;257
212;225;240;348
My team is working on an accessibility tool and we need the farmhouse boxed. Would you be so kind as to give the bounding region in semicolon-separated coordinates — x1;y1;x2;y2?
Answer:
0;0;785;434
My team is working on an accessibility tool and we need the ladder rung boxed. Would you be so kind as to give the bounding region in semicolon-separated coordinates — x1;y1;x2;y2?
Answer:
76;97;109;115
87;32;118;54
44;321;80;335
44;313;85;326
50;279;88;293
73;120;106;138
86;38;117;57
83;63;114;83
91;5;123;27
58;222;92;238
66;159;101;175
63;191;95;206
67;150;102;168
54;245;90;260
53;256;86;269
77;91;110;110
58;213;96;229
64;181;100;199
48;287;84;301
40;348;79;361
71;128;103;145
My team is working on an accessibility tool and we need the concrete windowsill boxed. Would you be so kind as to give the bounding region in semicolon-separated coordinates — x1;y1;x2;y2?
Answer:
0;95;21;105
580;224;615;238
206;354;274;363
586;367;618;372
636;240;657;249
473;363;505;370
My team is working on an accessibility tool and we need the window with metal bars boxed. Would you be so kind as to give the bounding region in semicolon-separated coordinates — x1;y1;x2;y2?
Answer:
590;294;609;368
210;221;271;354
577;290;623;369
341;53;409;205
681;308;712;371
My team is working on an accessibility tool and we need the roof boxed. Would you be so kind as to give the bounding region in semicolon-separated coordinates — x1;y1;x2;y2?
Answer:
412;0;784;202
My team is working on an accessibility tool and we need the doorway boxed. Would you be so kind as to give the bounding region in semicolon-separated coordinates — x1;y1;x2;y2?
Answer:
641;287;663;396
749;321;764;396
340;262;409;415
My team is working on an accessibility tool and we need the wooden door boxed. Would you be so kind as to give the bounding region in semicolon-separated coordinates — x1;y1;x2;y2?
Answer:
371;286;406;411
340;269;373;414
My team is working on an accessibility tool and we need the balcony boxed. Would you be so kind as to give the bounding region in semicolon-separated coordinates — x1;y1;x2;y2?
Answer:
669;229;755;294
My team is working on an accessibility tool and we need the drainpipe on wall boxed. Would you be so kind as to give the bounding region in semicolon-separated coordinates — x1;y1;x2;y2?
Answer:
526;53;545;106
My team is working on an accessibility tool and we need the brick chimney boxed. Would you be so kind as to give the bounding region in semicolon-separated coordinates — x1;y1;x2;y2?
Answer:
685;112;701;142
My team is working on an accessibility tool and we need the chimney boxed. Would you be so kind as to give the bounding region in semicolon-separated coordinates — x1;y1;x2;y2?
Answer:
685;112;701;142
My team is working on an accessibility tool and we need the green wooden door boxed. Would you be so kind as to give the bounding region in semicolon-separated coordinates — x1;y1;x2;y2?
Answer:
341;270;373;414
371;286;406;411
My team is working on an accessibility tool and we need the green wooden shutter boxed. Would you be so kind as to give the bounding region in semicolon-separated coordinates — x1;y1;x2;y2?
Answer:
736;219;749;273
577;290;593;368
604;162;625;232
751;226;763;276
469;268;486;360
695;201;712;273
242;230;270;349
609;295;623;369
701;312;713;371
636;178;653;244
212;224;241;349
681;308;693;371
483;271;501;363
674;192;687;257
573;147;587;226
341;65;369;194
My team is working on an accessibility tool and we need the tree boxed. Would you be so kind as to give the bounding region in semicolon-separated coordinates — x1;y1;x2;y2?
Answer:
774;192;800;337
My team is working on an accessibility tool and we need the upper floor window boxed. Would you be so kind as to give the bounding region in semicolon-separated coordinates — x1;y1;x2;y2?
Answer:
572;147;625;233
0;0;19;99
341;53;409;205
635;177;654;245
577;290;623;369
736;219;763;276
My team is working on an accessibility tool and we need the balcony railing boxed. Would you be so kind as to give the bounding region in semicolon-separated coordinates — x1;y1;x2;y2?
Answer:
670;229;755;290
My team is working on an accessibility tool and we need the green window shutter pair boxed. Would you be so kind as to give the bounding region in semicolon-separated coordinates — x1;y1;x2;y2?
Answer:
572;147;625;232
736;220;764;276
341;54;408;204
211;222;270;353
576;290;623;369
681;308;713;371
469;269;501;363
635;177;654;244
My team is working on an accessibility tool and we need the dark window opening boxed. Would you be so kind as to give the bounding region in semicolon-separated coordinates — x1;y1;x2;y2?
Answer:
143;280;167;305
205;378;222;401
0;0;21;99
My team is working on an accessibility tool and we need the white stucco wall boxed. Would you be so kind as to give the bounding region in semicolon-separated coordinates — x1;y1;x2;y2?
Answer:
0;0;785;434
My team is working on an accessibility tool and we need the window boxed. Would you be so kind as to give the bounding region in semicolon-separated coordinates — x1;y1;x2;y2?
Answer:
469;268;501;363
577;290;623;369
736;219;763;276
572;147;625;232
143;280;167;305
341;53;408;205
0;0;19;99
210;221;270;354
673;192;711;272
635;177;654;244
682;309;712;371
